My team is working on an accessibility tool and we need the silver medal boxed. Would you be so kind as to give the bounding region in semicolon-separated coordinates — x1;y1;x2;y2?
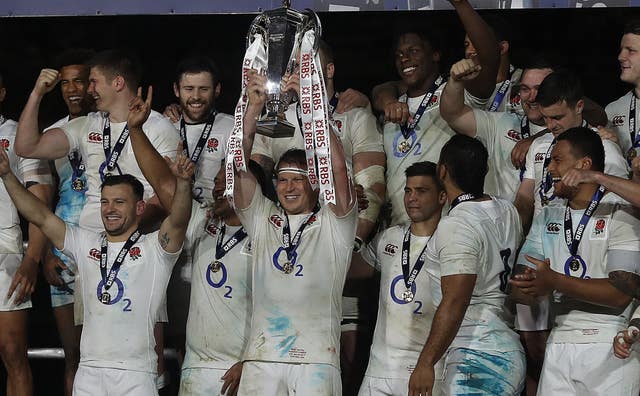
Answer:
569;257;580;272
402;290;414;303
100;291;111;305
210;260;222;273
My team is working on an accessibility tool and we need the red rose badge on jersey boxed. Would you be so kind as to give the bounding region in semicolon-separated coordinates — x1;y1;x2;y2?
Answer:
591;217;608;239
129;246;142;260
0;139;10;151
207;137;219;153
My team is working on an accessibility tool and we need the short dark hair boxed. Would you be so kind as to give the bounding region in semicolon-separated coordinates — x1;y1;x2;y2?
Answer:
438;135;488;194
536;69;583;108
623;19;640;36
54;48;95;70
393;29;443;59
100;174;144;201
522;58;555;74
276;149;307;172
87;50;142;92
405;161;443;190
175;55;221;87
556;127;605;172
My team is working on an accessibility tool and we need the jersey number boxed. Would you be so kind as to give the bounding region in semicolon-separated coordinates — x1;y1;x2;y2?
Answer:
122;298;132;312
499;248;512;293
224;286;233;298
295;264;304;277
413;300;423;315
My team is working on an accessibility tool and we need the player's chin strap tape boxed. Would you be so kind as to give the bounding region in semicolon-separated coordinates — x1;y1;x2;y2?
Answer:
354;165;385;223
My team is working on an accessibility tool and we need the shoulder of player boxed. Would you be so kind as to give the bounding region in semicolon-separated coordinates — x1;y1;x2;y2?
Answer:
143;110;179;132
606;90;633;111
0;119;17;137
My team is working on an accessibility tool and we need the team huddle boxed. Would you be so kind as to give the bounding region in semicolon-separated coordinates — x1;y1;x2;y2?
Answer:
1;1;640;396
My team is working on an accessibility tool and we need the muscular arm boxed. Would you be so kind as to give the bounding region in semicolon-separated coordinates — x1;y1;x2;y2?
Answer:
250;153;275;180
328;125;356;217
609;270;640;299
451;0;499;99
371;80;406;114
555;275;631;309
440;74;477;137
16;72;71;159
513;178;535;233
0;171;65;250
352;151;385;240
416;274;476;367
157;171;192;254
24;182;54;263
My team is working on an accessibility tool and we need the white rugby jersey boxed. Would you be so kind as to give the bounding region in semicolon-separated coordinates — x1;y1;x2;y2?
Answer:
518;193;640;343
384;86;455;226
606;90;638;154
523;131;629;216
62;226;180;373
61;111;179;232
251;104;383;171
237;189;357;368
361;225;436;379
173;113;233;203
0;118;51;253
426;197;523;353
473;109;536;202
465;67;524;115
182;203;252;371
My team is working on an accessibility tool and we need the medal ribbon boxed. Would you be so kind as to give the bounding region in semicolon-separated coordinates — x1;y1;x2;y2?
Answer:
399;75;445;139
224;34;268;204
518;117;532;181
103;117;130;174
563;185;606;257
400;227;431;292
180;111;217;164
628;93;640;165
68;150;86;189
539;135;557;204
488;65;515;112
214;222;248;260
448;192;482;214
100;229;142;291
282;205;320;261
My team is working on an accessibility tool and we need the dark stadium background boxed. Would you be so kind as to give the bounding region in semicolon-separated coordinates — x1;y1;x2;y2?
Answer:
0;6;635;395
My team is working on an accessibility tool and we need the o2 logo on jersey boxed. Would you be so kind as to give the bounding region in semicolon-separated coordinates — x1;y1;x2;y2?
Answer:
506;129;522;142
389;275;423;314
128;246;141;260
207;138;219;153
88;248;101;261
383;244;398;256
0;139;9;151
88;132;102;143
96;279;125;305
611;115;625;126
272;247;303;277
269;215;284;229
546;222;561;234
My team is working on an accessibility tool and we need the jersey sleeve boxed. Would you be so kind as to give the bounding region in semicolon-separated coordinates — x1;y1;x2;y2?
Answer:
236;186;272;239
361;230;383;271
325;203;358;251
251;134;274;161
348;110;383;155
606;205;640;275
436;217;482;276
517;208;546;269
61;224;82;264
464;89;490;110
472;109;499;150
148;230;182;268
60;116;89;155
184;202;206;252
602;139;630;178
146;115;180;158
522;138;538;181
16;156;52;186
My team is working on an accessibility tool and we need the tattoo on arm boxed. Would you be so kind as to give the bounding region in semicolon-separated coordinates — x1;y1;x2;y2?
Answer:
608;270;640;299
159;232;170;249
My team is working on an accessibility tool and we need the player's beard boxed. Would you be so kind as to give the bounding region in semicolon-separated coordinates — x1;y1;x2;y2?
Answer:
182;99;213;123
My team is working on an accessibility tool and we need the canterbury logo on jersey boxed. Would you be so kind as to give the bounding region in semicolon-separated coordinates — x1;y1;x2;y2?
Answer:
205;223;218;237
88;132;102;143
207;137;219;153
269;215;284;229
383;244;398;256
611;115;625;126
0;138;9;150
535;152;545;162
88;248;101;261
546;222;561;234
506;129;522;142
129;246;142;260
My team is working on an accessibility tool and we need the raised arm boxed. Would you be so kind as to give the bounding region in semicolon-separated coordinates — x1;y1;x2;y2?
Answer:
450;0;499;99
233;70;263;210
371;80;410;125
562;168;640;208
127;86;177;210
328;124;356;217
15;69;70;159
440;59;482;137
157;152;194;254
0;149;65;250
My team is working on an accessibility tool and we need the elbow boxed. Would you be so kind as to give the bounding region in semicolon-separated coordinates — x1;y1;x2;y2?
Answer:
610;294;633;310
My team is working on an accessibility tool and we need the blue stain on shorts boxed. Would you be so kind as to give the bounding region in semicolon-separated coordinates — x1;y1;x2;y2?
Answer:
452;348;515;395
267;315;297;357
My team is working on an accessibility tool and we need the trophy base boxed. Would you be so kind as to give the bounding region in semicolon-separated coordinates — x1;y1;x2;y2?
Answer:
256;118;295;138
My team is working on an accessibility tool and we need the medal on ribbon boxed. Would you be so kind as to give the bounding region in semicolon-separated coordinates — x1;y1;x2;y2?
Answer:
398;226;432;305
273;205;320;275
97;229;141;305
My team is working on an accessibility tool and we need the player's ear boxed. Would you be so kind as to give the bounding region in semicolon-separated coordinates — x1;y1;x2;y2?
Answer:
136;200;146;216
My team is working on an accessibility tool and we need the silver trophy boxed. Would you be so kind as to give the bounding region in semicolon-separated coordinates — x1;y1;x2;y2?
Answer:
247;0;322;138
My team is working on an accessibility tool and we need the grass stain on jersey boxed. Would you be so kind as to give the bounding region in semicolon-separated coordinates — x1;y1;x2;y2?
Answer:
277;335;297;357
267;315;291;334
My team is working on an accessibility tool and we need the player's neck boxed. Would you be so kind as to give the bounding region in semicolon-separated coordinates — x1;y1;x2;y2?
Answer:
634;85;640;98
406;72;438;98
108;93;136;123
410;216;440;237
569;184;600;210
326;83;335;100
69;111;89;121
106;226;139;243
223;215;241;227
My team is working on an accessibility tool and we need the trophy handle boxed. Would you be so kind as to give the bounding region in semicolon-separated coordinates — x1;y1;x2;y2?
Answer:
303;9;322;52
246;13;268;48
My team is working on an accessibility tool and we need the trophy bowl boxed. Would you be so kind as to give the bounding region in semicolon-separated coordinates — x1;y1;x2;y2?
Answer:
246;1;322;138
